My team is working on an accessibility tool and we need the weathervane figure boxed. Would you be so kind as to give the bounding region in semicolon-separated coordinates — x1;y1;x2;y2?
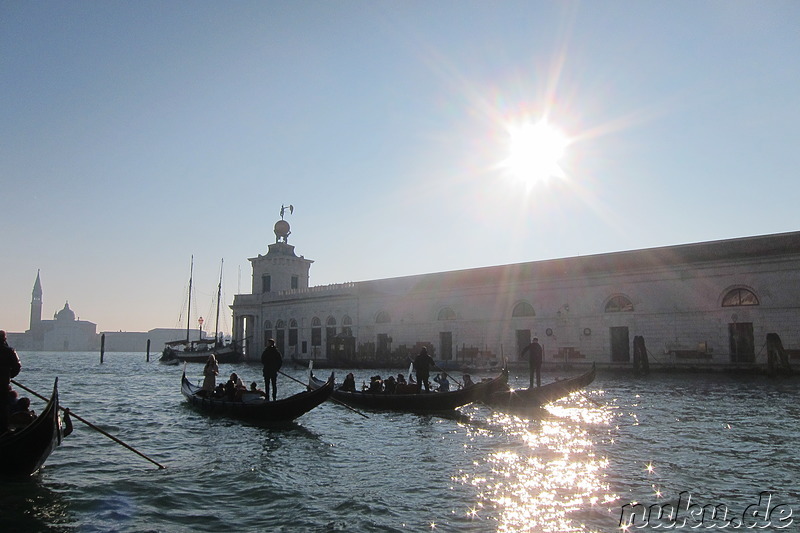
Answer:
280;204;294;220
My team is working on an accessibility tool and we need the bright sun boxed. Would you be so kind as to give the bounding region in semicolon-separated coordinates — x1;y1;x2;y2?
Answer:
500;120;569;184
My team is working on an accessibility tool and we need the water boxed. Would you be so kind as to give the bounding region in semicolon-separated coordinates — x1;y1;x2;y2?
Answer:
2;352;799;532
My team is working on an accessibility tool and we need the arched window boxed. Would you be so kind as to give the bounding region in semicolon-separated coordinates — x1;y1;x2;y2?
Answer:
326;316;337;339
605;295;634;312
438;307;456;320
512;302;535;317
311;317;322;347
342;315;353;336
722;288;759;307
375;311;391;324
288;319;298;347
275;319;285;330
263;320;273;346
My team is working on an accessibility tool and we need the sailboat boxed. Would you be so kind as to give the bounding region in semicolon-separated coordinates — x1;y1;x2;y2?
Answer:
160;257;243;364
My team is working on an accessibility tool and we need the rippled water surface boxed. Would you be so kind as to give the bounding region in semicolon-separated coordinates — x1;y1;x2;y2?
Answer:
2;352;798;532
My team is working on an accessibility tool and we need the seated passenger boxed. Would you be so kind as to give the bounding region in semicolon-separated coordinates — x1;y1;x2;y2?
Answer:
396;373;407;385
340;373;356;392
463;374;475;387
368;375;383;393
9;397;35;426
383;375;397;394
225;373;247;401
433;373;450;392
249;382;266;396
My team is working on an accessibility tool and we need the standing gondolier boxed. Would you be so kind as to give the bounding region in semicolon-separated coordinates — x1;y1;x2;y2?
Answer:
413;347;435;392
261;338;283;401
520;337;543;388
0;330;22;433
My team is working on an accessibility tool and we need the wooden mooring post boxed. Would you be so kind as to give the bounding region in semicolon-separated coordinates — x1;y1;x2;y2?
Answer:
146;339;151;362
100;333;105;363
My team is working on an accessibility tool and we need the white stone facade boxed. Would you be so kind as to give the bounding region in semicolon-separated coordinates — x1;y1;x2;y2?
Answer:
231;229;800;370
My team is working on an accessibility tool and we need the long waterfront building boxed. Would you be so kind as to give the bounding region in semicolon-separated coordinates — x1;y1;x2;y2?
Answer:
231;217;800;371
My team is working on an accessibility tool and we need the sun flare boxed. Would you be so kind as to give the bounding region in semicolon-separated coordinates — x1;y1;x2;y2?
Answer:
500;119;569;185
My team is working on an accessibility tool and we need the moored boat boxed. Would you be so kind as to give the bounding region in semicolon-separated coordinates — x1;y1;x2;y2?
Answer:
181;371;335;423
161;257;243;364
0;379;71;479
486;363;596;410
308;369;508;412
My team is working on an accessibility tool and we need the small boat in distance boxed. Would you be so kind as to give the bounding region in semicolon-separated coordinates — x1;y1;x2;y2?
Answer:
485;364;596;411
308;368;508;412
0;379;72;479
161;257;243;364
181;371;335;423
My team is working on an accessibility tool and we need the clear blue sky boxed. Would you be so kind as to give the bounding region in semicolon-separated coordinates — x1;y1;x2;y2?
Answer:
2;1;799;334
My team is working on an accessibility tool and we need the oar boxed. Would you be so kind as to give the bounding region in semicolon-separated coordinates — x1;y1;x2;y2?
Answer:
11;379;166;470
278;370;370;419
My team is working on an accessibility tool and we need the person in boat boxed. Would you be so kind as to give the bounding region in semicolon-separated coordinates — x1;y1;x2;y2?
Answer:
249;382;266;397
225;373;247;401
368;375;383;393
383;375;397;394
213;383;226;398
520;337;543;388
396;373;407;385
433;373;450;392
0;330;22;434
413;347;435;392
200;354;219;396
340;372;356;392
463;374;475;387
9;396;35;426
261;338;283;401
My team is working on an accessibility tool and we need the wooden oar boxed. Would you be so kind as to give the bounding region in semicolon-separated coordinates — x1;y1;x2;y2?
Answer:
12;379;166;470
278;370;370;419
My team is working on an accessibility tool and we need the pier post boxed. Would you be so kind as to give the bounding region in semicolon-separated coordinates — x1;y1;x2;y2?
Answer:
146;339;151;362
100;333;105;363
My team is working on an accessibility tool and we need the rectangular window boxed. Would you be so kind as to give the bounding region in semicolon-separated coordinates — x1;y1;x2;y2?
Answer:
262;275;271;293
289;328;298;346
291;275;299;290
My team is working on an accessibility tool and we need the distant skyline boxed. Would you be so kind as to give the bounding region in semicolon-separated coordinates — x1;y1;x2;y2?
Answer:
3;1;799;334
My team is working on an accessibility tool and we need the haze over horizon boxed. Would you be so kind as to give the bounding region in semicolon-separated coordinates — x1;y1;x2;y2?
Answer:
3;2;799;335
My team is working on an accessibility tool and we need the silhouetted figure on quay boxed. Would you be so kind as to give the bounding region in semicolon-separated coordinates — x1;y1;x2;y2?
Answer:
261;338;283;401
521;337;543;388
632;336;650;376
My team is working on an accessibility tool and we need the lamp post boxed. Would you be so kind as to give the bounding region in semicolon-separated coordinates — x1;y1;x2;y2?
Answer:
198;316;204;340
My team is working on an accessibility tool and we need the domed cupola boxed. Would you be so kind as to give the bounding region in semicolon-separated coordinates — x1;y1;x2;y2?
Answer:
55;301;76;322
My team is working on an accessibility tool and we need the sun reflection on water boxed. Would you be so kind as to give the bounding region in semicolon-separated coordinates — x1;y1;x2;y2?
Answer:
456;393;619;532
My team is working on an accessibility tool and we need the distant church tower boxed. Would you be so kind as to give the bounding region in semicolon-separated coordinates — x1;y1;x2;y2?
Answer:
30;270;43;330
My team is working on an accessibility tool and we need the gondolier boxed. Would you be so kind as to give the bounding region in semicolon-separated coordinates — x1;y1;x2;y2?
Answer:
261;338;283;401
520;337;543;388
0;330;22;434
413;347;434;392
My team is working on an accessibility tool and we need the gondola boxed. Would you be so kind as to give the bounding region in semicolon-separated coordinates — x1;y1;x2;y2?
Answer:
307;369;509;412
181;371;335;422
0;379;70;479
485;363;596;410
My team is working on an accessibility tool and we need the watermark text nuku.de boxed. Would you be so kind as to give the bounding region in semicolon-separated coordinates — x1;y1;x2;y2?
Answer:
619;491;795;529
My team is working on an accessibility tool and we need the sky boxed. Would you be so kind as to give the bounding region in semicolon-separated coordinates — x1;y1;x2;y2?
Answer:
2;1;799;335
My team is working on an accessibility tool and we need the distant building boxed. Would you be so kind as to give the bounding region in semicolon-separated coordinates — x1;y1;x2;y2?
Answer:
21;271;98;351
231;213;800;371
9;271;187;353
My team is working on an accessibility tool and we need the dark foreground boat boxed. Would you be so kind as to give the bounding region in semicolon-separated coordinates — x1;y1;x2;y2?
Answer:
308;369;509;412
0;379;70;479
181;372;335;423
486;364;596;411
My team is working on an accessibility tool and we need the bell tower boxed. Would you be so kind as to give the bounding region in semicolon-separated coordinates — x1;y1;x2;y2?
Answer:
30;270;43;330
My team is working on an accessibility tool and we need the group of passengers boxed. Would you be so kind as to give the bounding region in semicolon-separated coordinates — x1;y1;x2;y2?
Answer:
196;354;267;402
341;371;472;394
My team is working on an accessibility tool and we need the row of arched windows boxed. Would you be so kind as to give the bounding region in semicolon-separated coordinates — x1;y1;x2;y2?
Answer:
263;288;760;337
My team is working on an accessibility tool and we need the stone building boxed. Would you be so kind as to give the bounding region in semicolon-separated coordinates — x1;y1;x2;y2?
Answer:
231;217;800;371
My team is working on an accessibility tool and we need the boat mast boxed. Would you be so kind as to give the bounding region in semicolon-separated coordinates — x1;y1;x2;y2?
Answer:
214;259;223;347
186;255;193;343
